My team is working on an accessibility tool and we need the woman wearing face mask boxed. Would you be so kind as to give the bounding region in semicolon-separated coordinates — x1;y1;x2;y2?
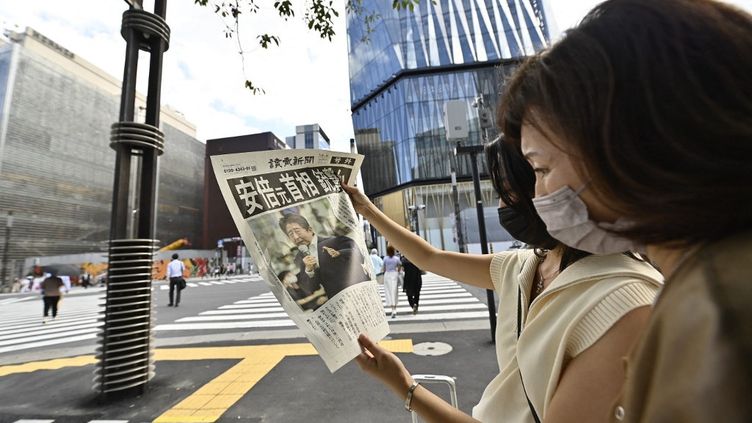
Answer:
498;1;752;421
341;138;662;423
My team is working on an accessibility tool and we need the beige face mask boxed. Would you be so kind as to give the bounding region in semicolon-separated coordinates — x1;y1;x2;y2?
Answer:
532;184;643;254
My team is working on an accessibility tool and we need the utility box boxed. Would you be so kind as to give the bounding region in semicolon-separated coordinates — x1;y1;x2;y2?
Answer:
443;100;469;141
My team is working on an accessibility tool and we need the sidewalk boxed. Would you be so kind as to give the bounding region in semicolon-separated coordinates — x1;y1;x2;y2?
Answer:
0;329;497;422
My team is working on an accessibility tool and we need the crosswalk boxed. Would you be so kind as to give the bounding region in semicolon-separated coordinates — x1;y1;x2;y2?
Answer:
0;293;103;355
156;274;264;290
154;275;488;332
0;275;486;355
0;275;264;356
0;296;37;306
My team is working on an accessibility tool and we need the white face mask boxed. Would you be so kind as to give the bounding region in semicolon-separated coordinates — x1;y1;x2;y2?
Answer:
532;185;642;254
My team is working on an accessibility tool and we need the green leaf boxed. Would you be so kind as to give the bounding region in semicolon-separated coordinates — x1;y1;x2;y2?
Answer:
244;80;266;95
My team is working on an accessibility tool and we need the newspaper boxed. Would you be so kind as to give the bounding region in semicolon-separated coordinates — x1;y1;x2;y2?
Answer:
211;149;390;372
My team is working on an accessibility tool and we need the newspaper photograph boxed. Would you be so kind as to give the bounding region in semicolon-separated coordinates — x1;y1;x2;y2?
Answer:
211;149;390;372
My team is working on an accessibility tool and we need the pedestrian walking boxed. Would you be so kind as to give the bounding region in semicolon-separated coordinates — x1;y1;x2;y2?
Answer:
11;277;21;293
382;246;401;318
41;272;64;323
167;253;185;307
400;255;422;314
60;275;71;293
19;276;30;293
80;272;91;289
30;266;46;293
369;248;384;285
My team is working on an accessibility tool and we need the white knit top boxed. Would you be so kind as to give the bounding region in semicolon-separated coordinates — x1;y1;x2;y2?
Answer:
472;250;663;422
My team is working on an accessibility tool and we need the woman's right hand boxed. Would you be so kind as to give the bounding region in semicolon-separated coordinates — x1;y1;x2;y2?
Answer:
356;334;414;397
341;182;374;217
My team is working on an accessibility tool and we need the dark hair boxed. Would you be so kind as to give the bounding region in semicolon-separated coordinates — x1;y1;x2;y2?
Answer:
485;137;589;271
278;213;312;233
500;0;752;246
277;270;291;281
171;253;179;260
386;245;396;257
485;136;556;250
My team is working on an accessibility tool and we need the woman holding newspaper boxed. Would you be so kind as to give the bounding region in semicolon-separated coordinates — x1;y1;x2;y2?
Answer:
342;137;662;423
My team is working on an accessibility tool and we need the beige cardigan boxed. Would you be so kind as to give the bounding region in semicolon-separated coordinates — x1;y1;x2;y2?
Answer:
612;231;752;422
472;250;663;422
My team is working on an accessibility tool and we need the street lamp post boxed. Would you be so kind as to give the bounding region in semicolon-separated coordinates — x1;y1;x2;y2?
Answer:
450;168;466;253
1;211;12;291
456;144;497;342
407;204;426;237
96;0;170;398
444;96;497;343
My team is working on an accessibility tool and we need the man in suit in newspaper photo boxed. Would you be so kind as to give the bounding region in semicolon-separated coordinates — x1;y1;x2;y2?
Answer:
279;213;370;299
278;270;328;312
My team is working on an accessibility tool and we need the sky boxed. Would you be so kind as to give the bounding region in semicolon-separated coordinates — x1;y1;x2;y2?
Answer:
1;0;751;152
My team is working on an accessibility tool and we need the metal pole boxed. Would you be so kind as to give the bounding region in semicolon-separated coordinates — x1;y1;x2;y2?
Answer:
451;166;466;254
414;208;420;236
470;152;497;343
457;144;497;343
1;211;12;290
97;0;170;398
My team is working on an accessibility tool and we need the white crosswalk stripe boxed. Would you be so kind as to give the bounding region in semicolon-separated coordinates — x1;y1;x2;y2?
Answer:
0;275;264;356
0;294;103;355
0;296;36;306
157;275;262;290
154;275;488;332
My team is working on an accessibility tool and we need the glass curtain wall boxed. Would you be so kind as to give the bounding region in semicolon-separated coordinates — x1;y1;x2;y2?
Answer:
348;0;549;250
371;180;512;253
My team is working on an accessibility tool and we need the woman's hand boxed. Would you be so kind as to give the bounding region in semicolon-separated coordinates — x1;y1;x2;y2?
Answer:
341;182;375;218
356;334;414;397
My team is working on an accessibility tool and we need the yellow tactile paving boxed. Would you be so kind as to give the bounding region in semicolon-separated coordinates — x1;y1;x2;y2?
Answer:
0;339;414;423
195;382;229;395
219;381;250;395
172;394;214;410
203;394;242;409
154;355;285;423
0;354;96;377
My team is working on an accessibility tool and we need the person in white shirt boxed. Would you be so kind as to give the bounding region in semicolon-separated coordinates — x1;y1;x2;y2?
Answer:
167;253;185;307
370;248;384;285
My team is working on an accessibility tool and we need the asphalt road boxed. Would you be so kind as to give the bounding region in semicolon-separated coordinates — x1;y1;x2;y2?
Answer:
0;273;494;365
0;273;499;422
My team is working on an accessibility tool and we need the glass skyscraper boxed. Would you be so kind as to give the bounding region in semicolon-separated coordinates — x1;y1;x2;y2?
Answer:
347;0;550;251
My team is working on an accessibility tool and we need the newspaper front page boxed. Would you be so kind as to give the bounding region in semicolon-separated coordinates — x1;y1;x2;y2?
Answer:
211;150;389;372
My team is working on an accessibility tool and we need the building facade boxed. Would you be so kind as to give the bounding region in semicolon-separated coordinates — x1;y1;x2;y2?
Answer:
347;0;550;251
285;123;331;150
0;28;204;279
203;132;287;249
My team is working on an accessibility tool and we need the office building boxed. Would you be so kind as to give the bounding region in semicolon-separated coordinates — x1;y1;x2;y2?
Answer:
0;28;204;277
203;132;287;249
286;123;331;150
347;1;550;251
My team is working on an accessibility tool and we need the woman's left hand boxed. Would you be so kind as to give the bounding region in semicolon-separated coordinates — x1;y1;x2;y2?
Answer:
341;182;376;218
356;334;414;397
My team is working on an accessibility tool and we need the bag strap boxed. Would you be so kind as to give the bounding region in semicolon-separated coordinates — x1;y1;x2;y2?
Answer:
517;286;542;423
